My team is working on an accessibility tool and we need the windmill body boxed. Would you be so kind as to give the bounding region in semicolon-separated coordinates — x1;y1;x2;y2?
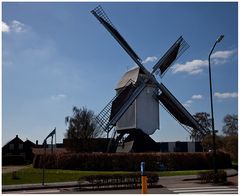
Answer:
91;6;208;152
114;67;159;135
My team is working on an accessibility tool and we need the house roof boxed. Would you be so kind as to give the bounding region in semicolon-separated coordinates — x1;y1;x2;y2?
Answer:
2;135;24;148
2;135;35;148
24;139;35;146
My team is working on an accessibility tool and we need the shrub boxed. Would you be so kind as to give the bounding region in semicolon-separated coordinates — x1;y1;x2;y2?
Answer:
198;170;227;183
78;172;159;188
2;155;25;166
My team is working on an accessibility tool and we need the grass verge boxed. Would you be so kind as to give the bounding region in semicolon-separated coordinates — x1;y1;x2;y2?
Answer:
2;167;132;185
2;166;209;185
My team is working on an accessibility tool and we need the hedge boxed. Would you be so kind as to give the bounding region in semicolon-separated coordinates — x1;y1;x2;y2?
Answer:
33;152;231;171
3;155;25;166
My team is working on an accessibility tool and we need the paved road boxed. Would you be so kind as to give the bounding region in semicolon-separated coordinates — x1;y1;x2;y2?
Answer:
4;189;61;194
2;165;30;174
5;185;238;194
169;186;238;194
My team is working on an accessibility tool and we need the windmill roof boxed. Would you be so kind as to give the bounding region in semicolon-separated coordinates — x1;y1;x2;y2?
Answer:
116;67;144;90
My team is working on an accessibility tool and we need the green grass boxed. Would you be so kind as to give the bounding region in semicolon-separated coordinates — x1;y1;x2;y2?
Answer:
2;166;210;185
2;167;132;185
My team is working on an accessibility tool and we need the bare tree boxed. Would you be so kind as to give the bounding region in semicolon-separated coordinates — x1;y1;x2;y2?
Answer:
191;112;211;141
222;114;238;136
65;106;102;140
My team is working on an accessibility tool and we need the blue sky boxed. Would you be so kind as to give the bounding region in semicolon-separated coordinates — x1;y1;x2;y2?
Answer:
2;2;238;145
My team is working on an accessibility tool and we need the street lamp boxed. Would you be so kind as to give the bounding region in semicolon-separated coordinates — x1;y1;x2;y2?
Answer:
208;35;224;174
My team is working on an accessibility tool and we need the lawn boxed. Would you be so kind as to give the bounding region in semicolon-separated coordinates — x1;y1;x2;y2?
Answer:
2;167;133;185
2;166;209;185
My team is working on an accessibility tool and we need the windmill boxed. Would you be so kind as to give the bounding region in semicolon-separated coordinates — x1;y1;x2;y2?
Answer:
91;6;207;152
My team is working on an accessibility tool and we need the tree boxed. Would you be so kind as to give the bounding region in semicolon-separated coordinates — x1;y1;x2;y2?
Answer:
201;134;223;152
222;114;238;136
222;135;238;161
65;106;102;140
190;112;211;141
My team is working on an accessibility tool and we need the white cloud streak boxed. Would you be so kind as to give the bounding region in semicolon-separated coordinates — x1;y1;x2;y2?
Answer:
191;94;203;100
11;20;26;33
183;100;193;108
142;56;158;64
51;94;66;100
211;50;235;59
183;94;203;108
172;50;236;75
172;59;208;75
214;92;238;99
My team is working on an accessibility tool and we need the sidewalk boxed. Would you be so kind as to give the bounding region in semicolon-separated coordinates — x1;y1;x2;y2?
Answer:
2;181;79;192
2;169;238;192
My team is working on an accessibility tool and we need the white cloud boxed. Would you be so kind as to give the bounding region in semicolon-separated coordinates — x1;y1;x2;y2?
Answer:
211;50;235;59
214;92;238;99
183;100;193;108
51;94;66;100
11;20;26;33
2;22;10;32
2;20;27;33
191;94;203;100
172;59;208;75
172;49;236;75
142;56;158;64
211;50;235;65
183;94;203;108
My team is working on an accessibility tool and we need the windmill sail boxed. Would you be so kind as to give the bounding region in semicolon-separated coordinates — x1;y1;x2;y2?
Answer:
152;36;189;77
96;80;146;134
109;83;137;121
109;81;147;126
91;6;142;65
157;83;206;136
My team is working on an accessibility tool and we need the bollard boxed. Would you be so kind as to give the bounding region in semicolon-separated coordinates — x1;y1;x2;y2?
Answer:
141;175;148;194
140;162;148;194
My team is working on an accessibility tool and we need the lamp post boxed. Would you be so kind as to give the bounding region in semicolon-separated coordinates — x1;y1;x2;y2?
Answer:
208;35;224;174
